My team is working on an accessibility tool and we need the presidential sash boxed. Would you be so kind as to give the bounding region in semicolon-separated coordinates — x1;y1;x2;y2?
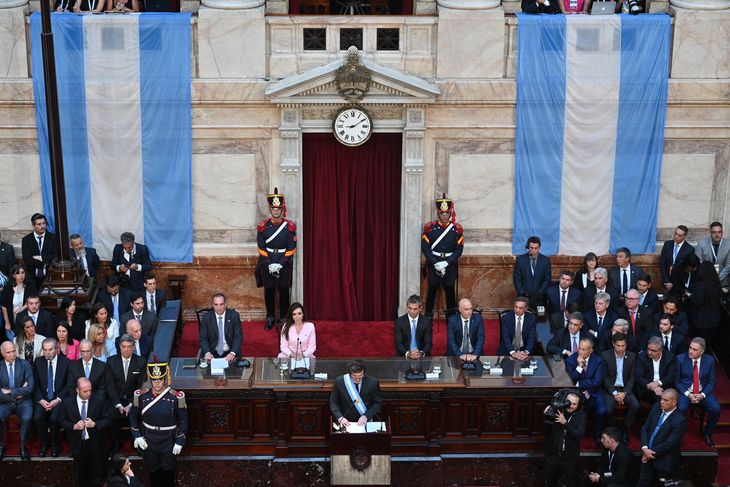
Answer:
343;375;367;416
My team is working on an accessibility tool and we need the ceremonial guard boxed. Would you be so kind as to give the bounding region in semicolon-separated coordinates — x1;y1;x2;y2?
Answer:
130;360;188;487
421;194;464;318
256;188;297;330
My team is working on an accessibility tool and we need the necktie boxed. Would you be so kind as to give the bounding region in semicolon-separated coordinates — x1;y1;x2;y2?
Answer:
572;335;578;354
84;361;90;379
112;295;119;323
640;294;645;305
356;382;361;394
32;314;37;325
673;244;680;264
630;311;636;335
648;412;667;448
622;269;628;295
608;451;614;471
530;258;536;275
513;316;523;350
135;314;141;323
8;363;14;388
597;316;603;332
81;400;89;440
135;340;141;356
47;360;54;400
37;235;43;252
150;294;156;314
712;243;719;264
693;360;700;394
409;319;418;351
461;320;470;354
123;359;129;381
216;315;226;356
560;290;566;311
664;335;670;350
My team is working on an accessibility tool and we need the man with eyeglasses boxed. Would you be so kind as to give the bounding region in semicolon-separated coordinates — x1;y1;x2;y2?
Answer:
616;289;651;340
635;336;677;404
696;221;730;287
67;339;107;400
660;225;695;293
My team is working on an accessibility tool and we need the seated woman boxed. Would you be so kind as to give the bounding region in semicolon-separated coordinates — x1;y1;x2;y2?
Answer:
14;315;46;363
574;252;598;292
558;0;591;14
72;0;105;12
56;321;80;361
88;323;116;363
85;302;120;342
109;453;145;487
57;297;86;343
0;264;37;342
278;302;316;359
106;0;141;11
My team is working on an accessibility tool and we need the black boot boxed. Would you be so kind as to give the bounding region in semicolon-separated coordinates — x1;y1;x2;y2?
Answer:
265;315;275;330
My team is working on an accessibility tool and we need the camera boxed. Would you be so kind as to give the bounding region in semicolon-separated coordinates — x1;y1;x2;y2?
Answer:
544;388;575;421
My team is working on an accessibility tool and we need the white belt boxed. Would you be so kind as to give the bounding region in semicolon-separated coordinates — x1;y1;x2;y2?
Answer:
433;252;453;258
266;248;286;253
143;422;177;431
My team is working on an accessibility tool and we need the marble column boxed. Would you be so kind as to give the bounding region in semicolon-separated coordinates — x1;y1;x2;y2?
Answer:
279;107;303;303
436;0;505;79
0;0;29;79
399;107;426;315
670;4;730;79
198;0;266;79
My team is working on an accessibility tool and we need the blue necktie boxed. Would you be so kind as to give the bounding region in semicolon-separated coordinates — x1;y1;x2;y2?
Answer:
47;360;54;400
648;412;667;448
409;319;418;351
673;244;679;263
81;400;89;440
8;363;14;389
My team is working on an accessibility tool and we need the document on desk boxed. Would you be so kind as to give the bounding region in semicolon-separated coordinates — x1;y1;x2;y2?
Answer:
345;422;386;433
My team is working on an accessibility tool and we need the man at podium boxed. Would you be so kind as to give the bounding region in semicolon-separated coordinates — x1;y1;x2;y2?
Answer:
329;359;383;428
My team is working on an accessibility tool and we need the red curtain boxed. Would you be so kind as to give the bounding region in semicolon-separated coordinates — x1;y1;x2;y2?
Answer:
303;133;402;321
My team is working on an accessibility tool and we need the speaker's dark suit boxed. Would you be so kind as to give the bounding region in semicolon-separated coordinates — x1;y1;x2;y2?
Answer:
497;311;536;356
593;441;635;487
546;328;593;357
566;352;606;438
114;334;153;361
60;393;111;486
0;358;34;448
69;246;101;279
659;240;694;286
394;313;433;357
15;308;55;339
583;309;620;339
447;313;485;357
21;231;57;286
110;243;152;292
634;351;676;402
145;290;166;315
120;309;158;337
97;288;132;323
601;350;640;433
608;264;644;296
513;252;551;296
675;353;721;436
637;408;686;485
67;358;107;400
329;374;383;423
199;308;243;358
33;354;71;451
546;285;582;316
583;285;619;312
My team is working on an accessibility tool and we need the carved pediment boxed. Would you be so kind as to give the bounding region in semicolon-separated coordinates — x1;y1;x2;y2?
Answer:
265;47;440;106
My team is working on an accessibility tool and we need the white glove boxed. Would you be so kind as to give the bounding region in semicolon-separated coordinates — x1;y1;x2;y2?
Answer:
433;261;448;272
268;263;283;274
172;444;182;455
134;437;148;450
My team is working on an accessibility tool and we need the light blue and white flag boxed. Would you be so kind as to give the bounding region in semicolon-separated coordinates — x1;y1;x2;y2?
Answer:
513;14;670;256
31;13;192;262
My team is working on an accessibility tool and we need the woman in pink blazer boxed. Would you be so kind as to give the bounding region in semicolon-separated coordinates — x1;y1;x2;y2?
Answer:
278;302;316;359
56;321;80;361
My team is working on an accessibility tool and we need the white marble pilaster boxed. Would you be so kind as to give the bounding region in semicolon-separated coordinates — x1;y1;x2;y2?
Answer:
279;108;303;302
670;7;730;79
399;107;426;315
0;5;29;78
670;0;729;8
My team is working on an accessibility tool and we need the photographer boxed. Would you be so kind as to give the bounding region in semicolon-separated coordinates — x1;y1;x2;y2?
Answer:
544;390;585;487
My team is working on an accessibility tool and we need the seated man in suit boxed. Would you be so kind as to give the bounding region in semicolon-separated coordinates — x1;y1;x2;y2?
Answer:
582;268;619;312
67;339;107;400
32;338;71;457
676;337;721;447
97;275;132;326
566;337;605;444
513;236;551;310
634;336;676;404
660;225;695;293
498;296;537;361
616;289;652;340
394;294;433;359
15;294;55;339
111;232;152;293
0;340;34;461
69;233;101;279
143;273;166;316
447;298;484;362
598;319;638;355
588;426;634;487
117;320;153;360
199;293;242;363
329;358;383;429
546;270;582;316
696;221;730;287
106;334;148;454
601;332;640;442
120;293;157;337
60;377;111;487
635;274;659;315
645;313;687;356
609;247;644;303
584;291;619;340
546;311;593;360
652;297;689;338
21;213;57;289
637;389;686;487
548;302;581;335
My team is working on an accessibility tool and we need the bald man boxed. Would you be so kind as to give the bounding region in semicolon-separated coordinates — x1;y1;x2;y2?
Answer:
447;299;485;361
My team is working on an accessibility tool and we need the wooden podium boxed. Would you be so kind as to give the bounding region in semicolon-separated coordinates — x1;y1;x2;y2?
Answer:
330;422;391;486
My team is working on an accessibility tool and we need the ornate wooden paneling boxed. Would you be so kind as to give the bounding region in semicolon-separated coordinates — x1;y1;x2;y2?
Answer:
480;401;511;433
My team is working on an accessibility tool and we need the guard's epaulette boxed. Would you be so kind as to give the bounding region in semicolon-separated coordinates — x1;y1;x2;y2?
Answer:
133;388;148;407
454;223;464;233
423;222;435;233
257;220;269;232
174;389;187;408
286;219;297;232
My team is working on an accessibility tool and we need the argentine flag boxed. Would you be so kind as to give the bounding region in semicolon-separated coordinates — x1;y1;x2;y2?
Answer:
513;14;671;256
31;13;193;262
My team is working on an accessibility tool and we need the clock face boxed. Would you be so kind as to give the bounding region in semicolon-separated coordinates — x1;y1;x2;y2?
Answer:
333;107;372;147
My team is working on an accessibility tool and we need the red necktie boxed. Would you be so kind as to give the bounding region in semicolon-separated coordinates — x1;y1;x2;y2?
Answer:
692;360;700;394
560;290;567;311
630;311;636;335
